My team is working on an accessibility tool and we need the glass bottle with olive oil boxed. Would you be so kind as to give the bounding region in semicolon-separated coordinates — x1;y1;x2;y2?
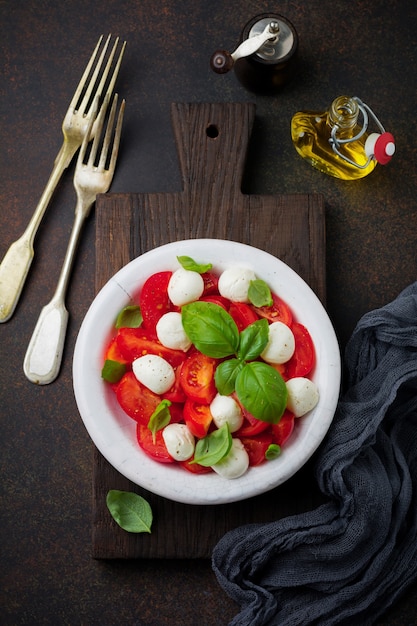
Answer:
291;96;395;180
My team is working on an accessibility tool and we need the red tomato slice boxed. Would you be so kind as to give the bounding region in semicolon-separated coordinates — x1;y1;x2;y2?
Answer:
285;323;315;378
116;327;186;368
179;457;213;474
235;407;270;437
199;295;230;310
229;302;258;331
241;432;273;466
104;335;129;364
252;292;293;326
183;399;213;438
139;271;172;333
116;371;161;425
271;410;295;446
180;352;217;404
201;272;219;295
162;363;187;403
136;424;174;463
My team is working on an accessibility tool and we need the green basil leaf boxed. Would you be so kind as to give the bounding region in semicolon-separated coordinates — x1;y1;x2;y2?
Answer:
177;255;212;274
115;304;142;329
101;359;126;383
192;423;232;466
248;279;273;307
265;443;281;460
182;302;239;358
238;318;269;361
148;399;172;442
214;358;245;395
106;490;153;533
235;361;287;424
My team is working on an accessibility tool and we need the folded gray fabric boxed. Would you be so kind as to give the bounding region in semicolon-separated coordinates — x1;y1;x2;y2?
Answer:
212;282;417;626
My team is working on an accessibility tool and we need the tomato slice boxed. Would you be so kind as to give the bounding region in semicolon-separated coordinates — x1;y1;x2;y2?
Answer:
201;271;219;295
241;432;273;466
136;423;174;463
116;327;186;367
285;323;315;378
104;335;129;364
139;271;172;333
253;292;293;326
229;302;258;331
180;352;217;404
116;371;161;425
179;457;213;474
199;295;230;310
183;399;213;438
271;410;295;446
235;406;270;436
162;363;187;403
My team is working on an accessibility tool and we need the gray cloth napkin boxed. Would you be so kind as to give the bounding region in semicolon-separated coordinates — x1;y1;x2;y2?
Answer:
212;282;417;626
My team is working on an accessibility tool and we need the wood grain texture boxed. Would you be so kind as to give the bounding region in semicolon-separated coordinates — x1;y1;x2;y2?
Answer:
93;102;325;559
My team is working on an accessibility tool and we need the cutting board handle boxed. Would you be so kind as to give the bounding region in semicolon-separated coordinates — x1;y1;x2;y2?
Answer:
171;102;256;201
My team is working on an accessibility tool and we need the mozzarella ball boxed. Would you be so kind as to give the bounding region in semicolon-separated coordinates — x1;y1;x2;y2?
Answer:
167;268;204;306
132;354;175;394
162;423;195;461
211;438;249;479
286;377;319;417
156;311;192;352
210;394;243;433
218;267;257;303
261;321;295;364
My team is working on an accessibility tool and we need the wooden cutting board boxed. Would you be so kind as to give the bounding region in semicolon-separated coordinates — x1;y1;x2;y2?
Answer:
92;102;326;559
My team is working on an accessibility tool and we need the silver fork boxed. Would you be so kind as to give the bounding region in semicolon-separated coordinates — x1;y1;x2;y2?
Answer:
0;34;126;323
23;93;125;385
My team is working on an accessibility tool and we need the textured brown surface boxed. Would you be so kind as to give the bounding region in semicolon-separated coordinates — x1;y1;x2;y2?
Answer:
1;1;417;624
93;102;325;559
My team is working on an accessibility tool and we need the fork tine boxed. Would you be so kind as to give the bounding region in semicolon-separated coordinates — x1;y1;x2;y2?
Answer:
77;95;101;165
87;94;111;166
105;97;125;174
96;38;126;105
68;35;107;110
96;94;119;169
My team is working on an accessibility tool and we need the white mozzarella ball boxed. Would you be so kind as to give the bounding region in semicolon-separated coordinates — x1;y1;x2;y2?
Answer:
162;423;195;461
156;311;192;352
286;377;319;417
210;394;243;433
211;438;249;479
261;321;295;364
218;267;257;303
132;354;175;394
167;268;204;306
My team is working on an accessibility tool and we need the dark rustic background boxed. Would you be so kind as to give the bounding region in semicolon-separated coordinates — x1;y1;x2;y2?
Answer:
1;1;416;624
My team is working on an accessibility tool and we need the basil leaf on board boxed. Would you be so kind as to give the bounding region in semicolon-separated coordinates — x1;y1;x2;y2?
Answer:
248;279;273;307
177;255;212;274
265;443;281;460
148;399;172;442
182;302;239;358
101;359;126;383
106;490;153;533
115;304;143;329
215;358;245;395
238;318;269;362
192;423;232;466
235;361;287;423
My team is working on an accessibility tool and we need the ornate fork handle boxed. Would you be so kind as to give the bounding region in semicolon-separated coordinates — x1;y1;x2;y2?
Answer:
0;145;78;324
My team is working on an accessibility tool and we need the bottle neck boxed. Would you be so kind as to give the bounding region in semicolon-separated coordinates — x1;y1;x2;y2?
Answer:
327;96;360;138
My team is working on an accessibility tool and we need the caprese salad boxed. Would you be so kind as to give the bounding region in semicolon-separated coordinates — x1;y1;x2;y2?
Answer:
101;256;319;479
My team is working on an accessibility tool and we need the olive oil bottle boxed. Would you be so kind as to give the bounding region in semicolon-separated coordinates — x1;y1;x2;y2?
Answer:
291;96;395;180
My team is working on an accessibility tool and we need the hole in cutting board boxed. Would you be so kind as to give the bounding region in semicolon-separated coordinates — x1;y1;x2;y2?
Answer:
206;124;219;138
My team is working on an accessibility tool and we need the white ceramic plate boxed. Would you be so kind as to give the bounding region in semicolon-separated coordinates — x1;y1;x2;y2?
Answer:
73;239;340;505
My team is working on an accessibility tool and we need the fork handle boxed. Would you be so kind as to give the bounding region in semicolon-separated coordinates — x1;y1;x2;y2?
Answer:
0;235;34;322
23;296;69;385
0;143;77;323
